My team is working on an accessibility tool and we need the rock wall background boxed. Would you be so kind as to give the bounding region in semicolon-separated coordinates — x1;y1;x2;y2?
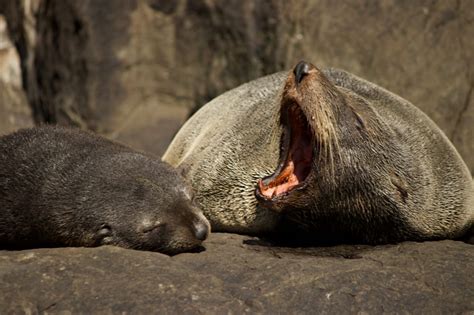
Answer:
0;0;472;172
0;13;33;135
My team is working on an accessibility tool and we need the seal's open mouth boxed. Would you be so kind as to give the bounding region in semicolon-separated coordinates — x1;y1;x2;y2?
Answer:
257;102;314;200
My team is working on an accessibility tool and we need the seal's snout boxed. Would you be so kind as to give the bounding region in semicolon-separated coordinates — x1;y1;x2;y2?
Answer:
294;61;310;84
193;221;209;241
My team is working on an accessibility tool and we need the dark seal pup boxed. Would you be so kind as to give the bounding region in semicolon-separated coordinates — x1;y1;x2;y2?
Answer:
0;126;210;254
164;61;473;244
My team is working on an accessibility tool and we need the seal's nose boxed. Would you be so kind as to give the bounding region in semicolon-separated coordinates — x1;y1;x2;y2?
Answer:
193;222;209;241
294;61;310;84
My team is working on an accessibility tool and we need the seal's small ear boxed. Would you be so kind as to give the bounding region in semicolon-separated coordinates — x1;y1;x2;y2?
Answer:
177;164;195;200
347;105;366;131
178;164;191;179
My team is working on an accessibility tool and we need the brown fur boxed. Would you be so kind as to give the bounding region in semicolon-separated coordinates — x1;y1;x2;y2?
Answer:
164;62;473;244
0;126;210;254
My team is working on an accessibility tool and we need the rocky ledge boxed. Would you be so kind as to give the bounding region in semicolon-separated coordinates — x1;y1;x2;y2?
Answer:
0;233;473;313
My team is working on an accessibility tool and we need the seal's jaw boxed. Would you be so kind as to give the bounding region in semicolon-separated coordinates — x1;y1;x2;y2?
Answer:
256;60;342;211
256;101;314;202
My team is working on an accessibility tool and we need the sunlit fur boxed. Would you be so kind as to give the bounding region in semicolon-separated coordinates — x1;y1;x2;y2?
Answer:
164;63;473;244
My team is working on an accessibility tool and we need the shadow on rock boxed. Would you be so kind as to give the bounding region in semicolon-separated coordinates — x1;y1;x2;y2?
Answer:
242;237;381;259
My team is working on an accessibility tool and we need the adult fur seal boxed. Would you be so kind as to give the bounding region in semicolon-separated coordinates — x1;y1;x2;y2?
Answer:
164;61;473;244
0;126;210;254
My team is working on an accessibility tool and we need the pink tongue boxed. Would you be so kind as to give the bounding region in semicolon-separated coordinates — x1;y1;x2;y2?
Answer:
258;105;313;199
261;186;276;198
275;173;299;195
260;160;301;198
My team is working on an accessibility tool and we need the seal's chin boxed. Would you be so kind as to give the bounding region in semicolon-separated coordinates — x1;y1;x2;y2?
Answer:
257;102;314;201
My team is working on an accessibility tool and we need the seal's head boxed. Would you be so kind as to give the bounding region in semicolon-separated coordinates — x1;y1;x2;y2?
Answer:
256;61;344;211
255;61;406;243
75;156;211;255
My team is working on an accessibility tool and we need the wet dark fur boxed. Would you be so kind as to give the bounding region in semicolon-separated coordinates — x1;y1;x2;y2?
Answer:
0;126;209;254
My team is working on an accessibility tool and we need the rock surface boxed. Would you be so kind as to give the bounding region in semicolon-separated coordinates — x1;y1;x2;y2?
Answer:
0;233;473;313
